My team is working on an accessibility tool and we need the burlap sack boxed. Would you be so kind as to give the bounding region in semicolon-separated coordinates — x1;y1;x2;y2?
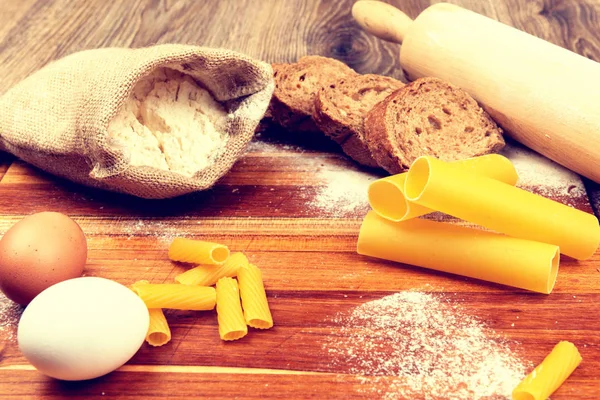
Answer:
0;44;274;199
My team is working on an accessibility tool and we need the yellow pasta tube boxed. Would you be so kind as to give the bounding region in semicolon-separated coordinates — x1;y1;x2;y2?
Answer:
133;283;216;311
215;277;248;341
238;264;273;329
131;279;150;292
369;154;518;222
512;341;582;400
146;308;171;347
168;238;230;265
175;252;248;286
357;211;560;294
130;281;172;346
404;156;600;260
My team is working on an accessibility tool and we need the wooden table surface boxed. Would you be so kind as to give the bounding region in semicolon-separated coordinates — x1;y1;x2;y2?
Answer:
1;0;600;399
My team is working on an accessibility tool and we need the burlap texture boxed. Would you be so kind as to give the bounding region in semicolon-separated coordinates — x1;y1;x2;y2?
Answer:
0;44;274;199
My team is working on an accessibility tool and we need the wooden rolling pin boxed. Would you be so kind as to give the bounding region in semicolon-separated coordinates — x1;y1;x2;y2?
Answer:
352;1;600;183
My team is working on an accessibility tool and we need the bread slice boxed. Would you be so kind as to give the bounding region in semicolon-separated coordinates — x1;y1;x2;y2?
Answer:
270;56;357;132
364;77;505;174
313;74;404;167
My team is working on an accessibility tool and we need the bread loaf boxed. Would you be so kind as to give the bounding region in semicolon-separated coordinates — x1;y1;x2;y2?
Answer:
270;56;357;132
364;77;505;174
313;74;404;167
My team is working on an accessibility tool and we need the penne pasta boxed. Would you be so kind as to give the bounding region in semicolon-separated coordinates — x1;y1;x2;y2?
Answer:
512;341;582;400
238;264;273;329
357;210;560;294
168;238;230;265
404;156;600;260
368;154;518;222
175;252;248;286
130;279;150;291
132;283;216;311
146;308;171;347
215;277;248;341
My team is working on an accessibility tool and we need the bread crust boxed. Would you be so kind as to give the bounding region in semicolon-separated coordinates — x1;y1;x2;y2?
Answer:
364;92;411;173
270;56;356;132
313;74;404;168
364;77;505;174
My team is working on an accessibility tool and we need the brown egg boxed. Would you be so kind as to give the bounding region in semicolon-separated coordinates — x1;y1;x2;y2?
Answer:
0;212;87;305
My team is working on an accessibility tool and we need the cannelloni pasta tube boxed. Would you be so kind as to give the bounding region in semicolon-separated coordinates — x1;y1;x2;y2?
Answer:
368;154;518;222
357;211;559;294
404;156;600;260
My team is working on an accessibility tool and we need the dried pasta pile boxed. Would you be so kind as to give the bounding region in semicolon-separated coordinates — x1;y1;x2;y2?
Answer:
131;238;273;346
360;154;600;294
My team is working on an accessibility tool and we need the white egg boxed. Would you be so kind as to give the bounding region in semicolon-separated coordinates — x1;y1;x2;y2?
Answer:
18;277;149;381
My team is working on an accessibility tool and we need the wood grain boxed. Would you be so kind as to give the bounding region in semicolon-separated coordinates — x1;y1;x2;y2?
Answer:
1;0;600;399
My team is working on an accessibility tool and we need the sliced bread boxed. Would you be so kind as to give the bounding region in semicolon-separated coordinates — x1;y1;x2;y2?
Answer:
270;56;357;132
364;77;505;174
313;74;404;167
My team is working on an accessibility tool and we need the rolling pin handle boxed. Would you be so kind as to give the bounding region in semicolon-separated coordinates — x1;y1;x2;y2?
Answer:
352;0;413;44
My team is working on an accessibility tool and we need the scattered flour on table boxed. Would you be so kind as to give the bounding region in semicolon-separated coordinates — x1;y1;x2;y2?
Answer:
120;219;192;244
324;292;529;400
308;168;382;217
79;218;191;244
245;139;304;153
501;144;585;198
245;137;382;217
0;294;23;345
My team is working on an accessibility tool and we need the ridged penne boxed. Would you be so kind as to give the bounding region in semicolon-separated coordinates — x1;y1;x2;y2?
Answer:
238;264;273;329
215;277;248;341
168;238;230;265
146;308;171;347
175;252;249;286
131;279;150;292
133;283;216;311
512;341;582;400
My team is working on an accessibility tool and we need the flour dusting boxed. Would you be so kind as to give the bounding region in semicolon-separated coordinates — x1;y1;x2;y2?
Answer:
78;218;191;244
501;143;585;198
324;292;529;399
0;294;23;345
309;168;381;217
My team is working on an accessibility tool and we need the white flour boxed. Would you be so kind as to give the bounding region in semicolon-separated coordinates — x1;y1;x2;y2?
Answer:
308;167;382;217
324;292;529;400
0;294;23;345
77;218;192;244
501;143;585;198
245;138;303;153
245;137;383;217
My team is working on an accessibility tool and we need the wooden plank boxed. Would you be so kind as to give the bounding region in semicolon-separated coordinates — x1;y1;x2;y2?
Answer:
1;293;599;398
0;0;407;95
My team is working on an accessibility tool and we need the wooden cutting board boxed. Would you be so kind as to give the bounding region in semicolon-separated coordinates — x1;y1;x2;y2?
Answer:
0;125;599;399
